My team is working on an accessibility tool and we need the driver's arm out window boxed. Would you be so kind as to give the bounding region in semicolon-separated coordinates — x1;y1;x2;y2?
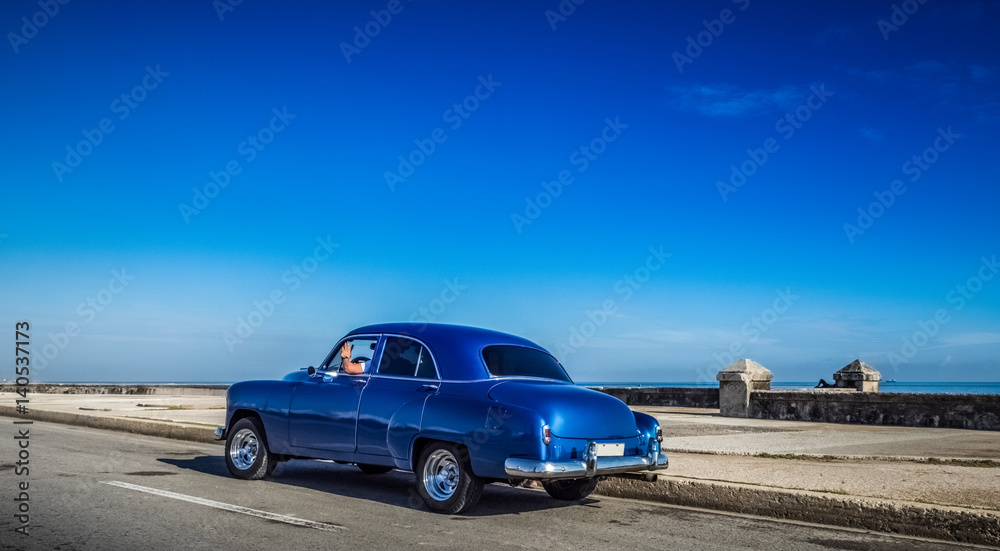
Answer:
337;337;378;374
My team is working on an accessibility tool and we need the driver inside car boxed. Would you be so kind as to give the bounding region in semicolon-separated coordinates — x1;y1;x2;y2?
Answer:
340;341;368;374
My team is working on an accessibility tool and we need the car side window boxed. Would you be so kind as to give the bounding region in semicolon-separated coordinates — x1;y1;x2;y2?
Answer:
415;347;437;379
378;336;437;379
331;337;378;374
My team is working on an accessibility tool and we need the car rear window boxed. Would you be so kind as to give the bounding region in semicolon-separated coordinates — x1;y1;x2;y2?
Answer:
481;345;572;382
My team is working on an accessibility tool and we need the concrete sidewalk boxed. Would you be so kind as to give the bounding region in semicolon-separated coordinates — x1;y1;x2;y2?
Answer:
2;391;999;546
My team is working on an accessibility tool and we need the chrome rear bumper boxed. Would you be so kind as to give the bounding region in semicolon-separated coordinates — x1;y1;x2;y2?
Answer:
504;442;668;480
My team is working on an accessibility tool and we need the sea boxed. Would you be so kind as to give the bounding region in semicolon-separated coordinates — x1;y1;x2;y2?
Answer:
32;380;1000;395
578;381;1000;395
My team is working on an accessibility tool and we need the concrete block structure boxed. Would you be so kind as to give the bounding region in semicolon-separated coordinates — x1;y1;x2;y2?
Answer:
716;359;773;417
833;359;881;392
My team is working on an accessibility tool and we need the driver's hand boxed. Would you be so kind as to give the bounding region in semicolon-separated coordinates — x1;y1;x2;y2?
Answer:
340;341;353;360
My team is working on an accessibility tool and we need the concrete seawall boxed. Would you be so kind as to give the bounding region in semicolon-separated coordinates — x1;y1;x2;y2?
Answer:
595;386;1000;431
594;387;719;408
0;383;229;396
749;390;1000;431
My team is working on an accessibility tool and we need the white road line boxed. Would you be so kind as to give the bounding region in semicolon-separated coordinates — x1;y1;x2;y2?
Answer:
101;481;344;531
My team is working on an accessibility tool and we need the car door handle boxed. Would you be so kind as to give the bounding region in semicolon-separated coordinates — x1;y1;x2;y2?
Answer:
418;384;439;392
352;379;367;386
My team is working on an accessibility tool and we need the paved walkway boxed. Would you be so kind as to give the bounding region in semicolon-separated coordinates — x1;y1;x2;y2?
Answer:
3;393;998;513
645;406;1000;511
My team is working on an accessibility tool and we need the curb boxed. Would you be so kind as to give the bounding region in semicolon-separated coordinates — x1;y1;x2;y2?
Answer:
596;476;1000;547
663;448;1000;464
0;406;222;445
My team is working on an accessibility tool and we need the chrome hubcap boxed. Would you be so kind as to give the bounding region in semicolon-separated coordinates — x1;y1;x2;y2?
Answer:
423;449;460;501
229;428;258;470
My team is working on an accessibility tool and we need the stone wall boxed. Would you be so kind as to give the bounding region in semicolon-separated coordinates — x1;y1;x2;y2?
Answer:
0;384;228;396
749;390;1000;431
595;387;719;408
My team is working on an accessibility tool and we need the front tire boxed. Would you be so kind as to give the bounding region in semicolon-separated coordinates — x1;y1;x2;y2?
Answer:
542;478;599;501
225;417;274;480
415;442;484;514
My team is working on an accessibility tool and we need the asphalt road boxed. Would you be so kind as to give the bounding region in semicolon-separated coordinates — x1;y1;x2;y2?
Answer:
0;422;986;551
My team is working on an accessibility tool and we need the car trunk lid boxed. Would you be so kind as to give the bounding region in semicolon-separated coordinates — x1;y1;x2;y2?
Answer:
487;380;638;439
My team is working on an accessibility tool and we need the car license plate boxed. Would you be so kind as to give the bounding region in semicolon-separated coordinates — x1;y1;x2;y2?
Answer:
594;443;624;457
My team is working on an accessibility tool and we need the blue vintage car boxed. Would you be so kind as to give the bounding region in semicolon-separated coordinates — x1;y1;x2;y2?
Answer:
218;323;667;513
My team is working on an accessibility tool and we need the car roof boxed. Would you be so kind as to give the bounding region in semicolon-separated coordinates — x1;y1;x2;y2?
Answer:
345;323;549;380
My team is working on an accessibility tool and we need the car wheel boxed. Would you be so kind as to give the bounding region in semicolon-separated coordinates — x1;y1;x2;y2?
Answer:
541;478;599;501
357;463;393;475
415;442;484;514
225;417;274;480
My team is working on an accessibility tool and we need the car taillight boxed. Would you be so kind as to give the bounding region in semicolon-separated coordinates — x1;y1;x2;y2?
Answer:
542;424;551;445
655;425;663;443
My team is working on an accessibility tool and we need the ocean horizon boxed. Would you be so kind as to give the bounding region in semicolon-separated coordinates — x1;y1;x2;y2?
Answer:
580;381;1000;395
11;380;1000;395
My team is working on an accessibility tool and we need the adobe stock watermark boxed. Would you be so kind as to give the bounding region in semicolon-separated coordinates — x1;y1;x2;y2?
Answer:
694;288;799;383
672;0;750;73
877;0;929;41
179;107;296;223
842;126;959;243
223;236;338;352
716;84;833;201
511;116;627;234
554;246;671;358
886;254;997;370
7;0;70;53
384;75;501;191
213;0;248;21
51;65;169;182
340;0;413;63
544;0;586;31
31;269;136;372
408;278;468;331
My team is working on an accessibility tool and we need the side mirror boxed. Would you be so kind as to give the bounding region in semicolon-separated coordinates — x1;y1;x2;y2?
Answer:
307;366;316;376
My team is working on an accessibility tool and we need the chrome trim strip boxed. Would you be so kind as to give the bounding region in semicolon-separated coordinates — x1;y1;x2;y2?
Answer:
433;376;576;385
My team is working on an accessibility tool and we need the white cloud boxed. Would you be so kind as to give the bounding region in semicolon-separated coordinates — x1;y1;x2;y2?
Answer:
969;64;997;83
812;25;854;46
859;127;885;143
939;332;1000;347
664;84;805;117
907;59;950;74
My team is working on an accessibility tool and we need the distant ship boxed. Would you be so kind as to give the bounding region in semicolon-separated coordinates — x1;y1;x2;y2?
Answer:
885;379;897;383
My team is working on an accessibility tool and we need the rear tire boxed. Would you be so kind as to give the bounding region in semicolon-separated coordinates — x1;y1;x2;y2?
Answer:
225;417;274;480
542;478;598;501
357;463;393;474
415;442;484;514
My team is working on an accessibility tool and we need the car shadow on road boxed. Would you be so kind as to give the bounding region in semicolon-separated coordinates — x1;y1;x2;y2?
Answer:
159;455;230;477
159;455;593;516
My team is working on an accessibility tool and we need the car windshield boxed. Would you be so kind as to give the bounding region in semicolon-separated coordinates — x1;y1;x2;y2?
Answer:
481;345;572;382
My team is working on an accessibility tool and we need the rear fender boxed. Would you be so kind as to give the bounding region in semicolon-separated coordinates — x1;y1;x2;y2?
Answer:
418;395;544;479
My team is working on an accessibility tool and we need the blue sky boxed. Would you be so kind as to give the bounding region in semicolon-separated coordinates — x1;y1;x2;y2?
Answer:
1;0;998;384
